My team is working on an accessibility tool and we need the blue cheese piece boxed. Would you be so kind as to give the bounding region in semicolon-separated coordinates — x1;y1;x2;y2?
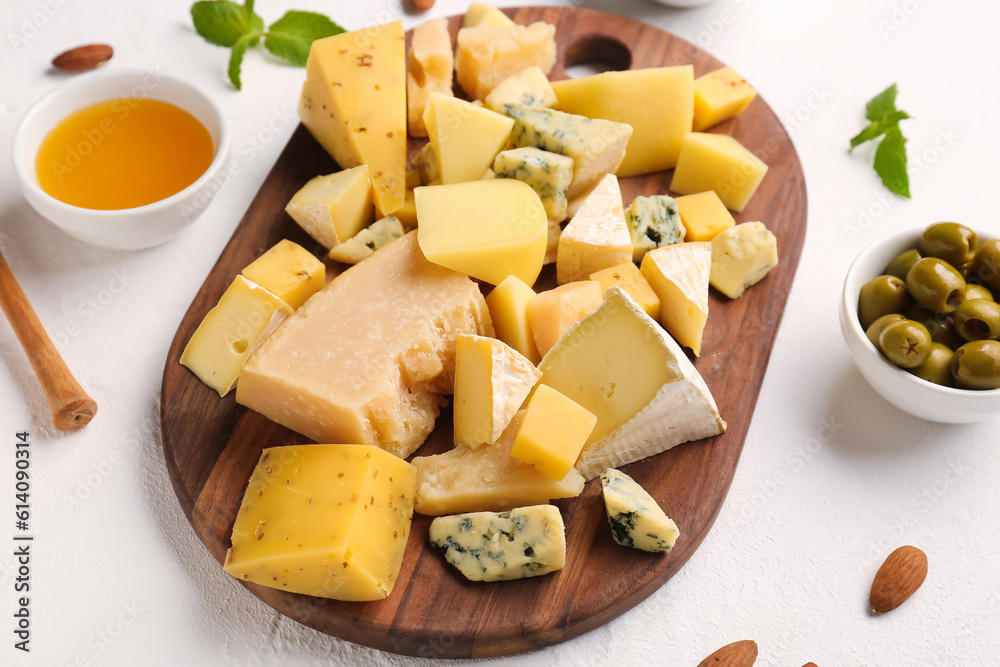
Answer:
484;66;558;113
494;147;573;222
412;142;441;186
626;195;685;263
428;504;566;581
328;216;405;265
600;468;679;553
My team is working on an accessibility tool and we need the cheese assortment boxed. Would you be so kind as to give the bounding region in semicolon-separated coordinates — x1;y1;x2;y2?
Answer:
406;18;454;138
600;468;680;553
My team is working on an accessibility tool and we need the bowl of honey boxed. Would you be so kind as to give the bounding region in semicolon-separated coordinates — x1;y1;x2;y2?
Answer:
12;68;229;249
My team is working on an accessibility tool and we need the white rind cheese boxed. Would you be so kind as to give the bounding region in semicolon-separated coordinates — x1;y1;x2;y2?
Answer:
600;468;680;553
556;173;632;284
710;222;779;299
328;216;405;265
626;195;685;263
493;147;574;222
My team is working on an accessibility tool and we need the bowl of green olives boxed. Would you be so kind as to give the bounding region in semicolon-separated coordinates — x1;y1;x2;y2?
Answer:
840;223;1000;423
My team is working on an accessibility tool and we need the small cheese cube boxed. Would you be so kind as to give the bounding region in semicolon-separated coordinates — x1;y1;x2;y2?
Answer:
405;169;422;190
484;66;558;113
556;174;632;284
493;147;573;222
544;219;562;265
455;23;557;100
640;243;712;356
600;468;679;552
677;191;736;242
463;1;516;28
180;275;293;397
223;444;416;601
412;142;440;186
328;216;406;265
626;195;685;263
693;66;757;132
285;166;375;249
406;18;454;138
512;385;597;479
671;133;768;213
527;280;604;357
424;94;515;184
485;275;540;364
395;190;418;229
710;222;778;298
590;261;660;320
242;239;325;310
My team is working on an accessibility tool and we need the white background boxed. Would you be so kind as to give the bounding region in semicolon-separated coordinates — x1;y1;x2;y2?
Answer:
1;0;999;665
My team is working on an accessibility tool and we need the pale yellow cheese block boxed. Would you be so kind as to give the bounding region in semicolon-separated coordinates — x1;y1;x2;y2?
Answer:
423;94;514;184
406;18;454;138
485;275;540;364
484;66;558;113
710;221;778;298
671;132;768;213
284;166;375;250
463;1;515;28
556;174;633;284
527;280;604;357
590;261;660;320
242;239;325;310
640;243;712;356
693;66;757;132
455;23;557;100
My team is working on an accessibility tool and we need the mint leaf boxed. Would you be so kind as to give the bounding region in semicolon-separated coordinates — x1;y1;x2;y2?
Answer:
874;127;910;198
228;31;257;90
264;11;344;66
865;83;899;122
850;122;883;149
191;0;261;47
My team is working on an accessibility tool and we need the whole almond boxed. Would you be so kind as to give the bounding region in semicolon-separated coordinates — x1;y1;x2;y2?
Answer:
803;663;819;667
52;44;113;71
869;545;928;613
409;0;435;11
697;639;758;667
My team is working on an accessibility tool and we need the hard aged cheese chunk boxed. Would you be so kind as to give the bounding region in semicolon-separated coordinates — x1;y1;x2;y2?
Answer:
223;445;416;601
485;275;540;364
710;222;778;299
484;66;558;113
423;94;514;184
600;468;679;553
285;166;375;250
415;180;547;286
537;288;725;480
640;243;712;356
493;147;573;222
511;384;597;480
527;280;604;357
328;216;406;265
677;191;735;242
550;66;694;176
236;233;493;458
299;22;406;216
180;275;293;397
590;261;660;320
463;1;516;28
242;239;325;310
454;334;541;448
412;411;584;515
693;66;757;132
671;132;768;213
429;505;565;582
556;174;632;284
626;195;685;263
455;23;557;100
406;18;454;138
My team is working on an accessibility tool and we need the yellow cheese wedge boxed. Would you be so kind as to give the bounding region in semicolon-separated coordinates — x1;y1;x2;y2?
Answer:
485;275;540;364
412;411;585;516
640;243;712;356
423;94;515;184
454;334;541;448
710;221;778;298
237;233;493;458
285;166;375;250
395;190;418;229
328;216;406;265
677;191;736;242
527;280;604;357
693;66;757;132
415;180;547;286
241;239;325;310
590;261;660;320
671;133;768;213
544;219;562;265
511;385;597;480
556;174;632;284
463;1;515;28
406;18;454;138
455;23;557;100
484;66;558;113
550;66;694;175
223;444;416;601
299;21;406;216
180;276;293;397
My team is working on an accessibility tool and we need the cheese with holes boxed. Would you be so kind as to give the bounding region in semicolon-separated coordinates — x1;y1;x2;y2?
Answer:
285;167;375;250
454;334;541;448
412;411;584;515
455;23;557;100
693;66;757;132
484;66;557;112
626;195;685;263
600;468;679;553
299;21;406;216
236;233;492;458
242;239;325;310
551;66;693;175
671;132;768;213
493;147;573;222
463;1;515;28
424;94;514;184
511;384;597;480
710;222;778;298
328;216;405;265
677;190;735;242
485;275;540;364
537;288;725;480
556;174;632;284
590;261;660;320
527;280;604;357
641;243;711;356
406;18;454;138
223;444;416;601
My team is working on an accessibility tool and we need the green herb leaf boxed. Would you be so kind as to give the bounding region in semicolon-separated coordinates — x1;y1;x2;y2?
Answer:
874;127;910;198
191;0;261;47
850;122;883;150
264;11;345;66
228;31;258;90
865;83;899;122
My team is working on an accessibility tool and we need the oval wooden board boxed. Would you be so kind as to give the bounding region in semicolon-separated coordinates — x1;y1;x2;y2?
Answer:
161;6;807;659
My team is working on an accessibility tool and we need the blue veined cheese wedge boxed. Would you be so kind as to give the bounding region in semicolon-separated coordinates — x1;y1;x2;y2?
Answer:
600;468;679;553
626;194;685;263
484;66;558;113
328;216;406;265
493;146;573;222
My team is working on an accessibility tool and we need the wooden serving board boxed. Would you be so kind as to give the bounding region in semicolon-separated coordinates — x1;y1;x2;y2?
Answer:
160;7;806;659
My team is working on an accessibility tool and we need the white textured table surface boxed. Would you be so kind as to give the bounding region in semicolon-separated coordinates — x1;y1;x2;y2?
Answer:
1;0;999;665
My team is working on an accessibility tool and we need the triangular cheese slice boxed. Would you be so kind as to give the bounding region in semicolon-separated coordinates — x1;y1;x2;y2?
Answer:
639;243;711;355
537;287;725;481
423;94;515;184
454;334;542;447
556;174;633;284
463;1;516;28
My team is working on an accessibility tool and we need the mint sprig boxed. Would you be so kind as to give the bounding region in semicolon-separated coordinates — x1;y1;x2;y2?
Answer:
190;0;344;90
850;84;912;198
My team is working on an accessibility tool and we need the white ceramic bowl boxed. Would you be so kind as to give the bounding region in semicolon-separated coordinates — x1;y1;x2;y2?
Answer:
12;68;229;250
840;227;1000;423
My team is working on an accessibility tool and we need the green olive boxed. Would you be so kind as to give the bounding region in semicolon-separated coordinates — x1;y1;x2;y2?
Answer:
905;306;964;351
964;284;995;302
866;313;906;349
968;239;1000;291
885;249;922;281
920;222;979;267
953;299;1000;341
909;342;955;387
951;340;1000;390
859;275;911;330
906;257;967;314
879;319;932;369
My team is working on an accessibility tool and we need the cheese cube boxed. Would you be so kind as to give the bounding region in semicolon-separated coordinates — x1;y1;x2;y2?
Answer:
601;468;679;553
180;276;292;397
485;275;540;364
544;219;561;265
677;191;735;242
328;216;405;265
512;385;597;480
395;190;418;229
693;66;757;132
640;243;712;356
242;239;325;310
493;147;573;222
527;280;604;357
484;66;557;113
671;133;768;213
590;262;660;320
423;94;514;184
454;334;541;448
412;142;439;186
406;18;454;138
710;222;778;298
626;195;685;263
223;444;416;601
556;174;632;284
550;66;694;175
285;166;375;250
237;233;493;458
463;1;515;28
455;23;557;100
412;410;584;515
415;180;547;286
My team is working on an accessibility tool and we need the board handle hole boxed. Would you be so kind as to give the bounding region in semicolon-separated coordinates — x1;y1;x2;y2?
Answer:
562;34;631;78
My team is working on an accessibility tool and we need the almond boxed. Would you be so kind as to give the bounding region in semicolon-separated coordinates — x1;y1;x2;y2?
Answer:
869;544;928;614
803;663;819;667
409;0;435;11
52;44;114;71
697;639;758;667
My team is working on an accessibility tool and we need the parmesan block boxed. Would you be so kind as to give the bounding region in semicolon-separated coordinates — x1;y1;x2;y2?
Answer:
328;216;406;265
671;132;768;213
640;243;712;356
423;94;514;184
285;167;375;250
693;66;757;132
493;146;573;222
455;23;557;100
485;275;540;364
527;280;604;357
241;239;325;310
463;1;515;28
556;174;632;284
710;222;778;298
406;18;454;138
484;66;558;112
